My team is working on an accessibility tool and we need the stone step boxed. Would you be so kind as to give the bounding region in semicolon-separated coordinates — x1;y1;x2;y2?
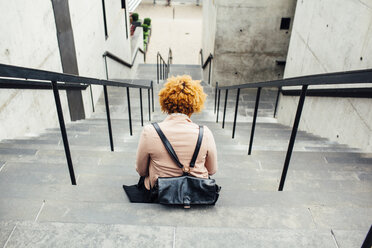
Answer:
0;198;366;231
1;177;372;208
0;220;366;248
2;158;371;193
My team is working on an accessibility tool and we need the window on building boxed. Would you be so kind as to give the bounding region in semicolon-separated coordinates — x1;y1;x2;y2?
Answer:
280;18;291;30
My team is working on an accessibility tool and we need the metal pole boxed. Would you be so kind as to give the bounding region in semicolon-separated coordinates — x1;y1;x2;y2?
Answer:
273;87;281;118
103;85;114;151
104;56;114;151
278;85;308;191
361;225;372;248
232;88;240;139
248;87;261;155
214;82;218;114
160;59;162;80
148;88;151;121
51;81;76;185
126;87;133;136
222;89;228;129
208;58;212;85
139;88;143;126
151;81;154;112
216;89;221;123
89;85;95;112
157;54;159;84
163;61;165;79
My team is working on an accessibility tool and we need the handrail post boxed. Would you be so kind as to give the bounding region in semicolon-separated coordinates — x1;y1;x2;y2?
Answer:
148;87;151;121
361;226;372;248
208;57;212;85
126;87;133;136
139;88;143;126
104;56;114;151
157;53;159;84
89;85;95;112
159;55;162;81
103;86;114;151
51;81;76;185
222;89;228;128
278;85;308;191
163;61;165;79
273;87;281;118
232;88;240;139
248;87;261;155
216;89;221;123
151;81;154;112
214;82;218;113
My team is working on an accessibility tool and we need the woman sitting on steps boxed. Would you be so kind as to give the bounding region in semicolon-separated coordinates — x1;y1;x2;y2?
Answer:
124;75;218;203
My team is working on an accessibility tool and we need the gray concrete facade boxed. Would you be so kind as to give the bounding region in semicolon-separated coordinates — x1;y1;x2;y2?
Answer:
277;0;372;152
202;0;297;86
0;0;143;142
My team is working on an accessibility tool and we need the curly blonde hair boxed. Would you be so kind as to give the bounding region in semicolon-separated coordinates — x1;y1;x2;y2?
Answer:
159;75;207;116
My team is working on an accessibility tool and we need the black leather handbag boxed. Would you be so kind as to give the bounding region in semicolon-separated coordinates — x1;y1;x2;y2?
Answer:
152;123;221;208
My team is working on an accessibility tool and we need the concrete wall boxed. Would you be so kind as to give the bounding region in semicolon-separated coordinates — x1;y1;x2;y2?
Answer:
277;0;372;152
0;0;141;141
201;0;217;82
0;0;70;140
203;0;297;86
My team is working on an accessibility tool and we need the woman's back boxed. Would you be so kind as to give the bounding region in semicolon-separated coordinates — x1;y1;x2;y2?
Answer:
136;113;217;189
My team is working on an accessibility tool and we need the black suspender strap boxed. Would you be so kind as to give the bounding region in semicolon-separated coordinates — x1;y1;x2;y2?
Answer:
151;123;204;170
190;126;203;168
152;123;184;169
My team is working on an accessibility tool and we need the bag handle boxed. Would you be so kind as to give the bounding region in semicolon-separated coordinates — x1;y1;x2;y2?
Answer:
151;123;204;169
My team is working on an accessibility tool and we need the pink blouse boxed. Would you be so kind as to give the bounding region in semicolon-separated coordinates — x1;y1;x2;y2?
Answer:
136;114;218;189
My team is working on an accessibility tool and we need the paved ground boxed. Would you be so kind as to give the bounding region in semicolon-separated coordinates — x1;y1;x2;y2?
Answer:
0;64;371;247
135;1;202;64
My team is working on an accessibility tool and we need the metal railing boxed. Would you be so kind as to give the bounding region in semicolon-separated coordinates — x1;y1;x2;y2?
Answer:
103;48;145;69
0;63;153;186
167;48;173;68
103;50;153;140
214;68;372;191
157;50;170;84
199;49;213;85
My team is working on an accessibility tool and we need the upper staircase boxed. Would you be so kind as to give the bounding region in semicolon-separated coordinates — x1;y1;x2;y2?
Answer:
0;63;371;247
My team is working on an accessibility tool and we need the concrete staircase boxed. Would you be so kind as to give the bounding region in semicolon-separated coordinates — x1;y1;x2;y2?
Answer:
0;63;371;247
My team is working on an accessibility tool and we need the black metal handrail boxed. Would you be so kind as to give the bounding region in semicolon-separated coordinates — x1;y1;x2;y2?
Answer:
0;63;153;186
202;54;213;69
103;50;153;141
214;68;372;191
0;78;88;90
199;49;213;85
103;48;145;69
0;63;150;88
281;87;372;98
157;51;169;84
